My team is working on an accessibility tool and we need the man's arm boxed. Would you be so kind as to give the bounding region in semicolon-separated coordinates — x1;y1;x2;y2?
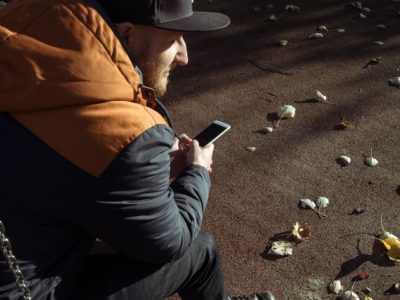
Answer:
70;124;211;263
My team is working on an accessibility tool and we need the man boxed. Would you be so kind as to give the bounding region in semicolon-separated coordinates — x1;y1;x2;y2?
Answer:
0;0;273;299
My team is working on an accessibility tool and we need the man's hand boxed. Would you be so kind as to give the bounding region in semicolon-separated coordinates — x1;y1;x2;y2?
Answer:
170;134;215;179
170;134;192;179
187;140;214;173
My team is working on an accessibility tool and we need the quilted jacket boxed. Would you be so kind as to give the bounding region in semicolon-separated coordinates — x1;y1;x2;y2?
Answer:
0;0;210;299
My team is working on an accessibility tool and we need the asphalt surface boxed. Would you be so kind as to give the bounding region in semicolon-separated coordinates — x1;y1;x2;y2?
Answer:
165;0;400;299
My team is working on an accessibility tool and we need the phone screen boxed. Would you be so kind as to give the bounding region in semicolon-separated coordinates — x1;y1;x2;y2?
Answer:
194;122;229;147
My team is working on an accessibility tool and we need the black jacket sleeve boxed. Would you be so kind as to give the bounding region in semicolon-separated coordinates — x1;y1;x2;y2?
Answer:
71;124;211;263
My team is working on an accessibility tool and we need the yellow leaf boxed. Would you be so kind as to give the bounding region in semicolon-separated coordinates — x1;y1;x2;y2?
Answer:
387;246;400;262
338;117;351;129
380;237;400;262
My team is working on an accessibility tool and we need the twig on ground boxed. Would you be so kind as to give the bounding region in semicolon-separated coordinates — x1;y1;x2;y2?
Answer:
247;59;293;76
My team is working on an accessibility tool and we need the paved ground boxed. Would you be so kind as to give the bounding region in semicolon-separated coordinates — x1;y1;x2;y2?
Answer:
165;0;400;299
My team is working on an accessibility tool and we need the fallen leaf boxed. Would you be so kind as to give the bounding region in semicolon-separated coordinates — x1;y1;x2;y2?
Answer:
339;155;351;166
268;14;278;21
315;90;334;104
365;149;378;167
276;105;296;127
337;117;351;129
363;57;381;68
342;290;360;300
279;39;288;46
299;198;316;209
309;32;324;39
395;282;400;293
316;196;329;208
277;105;296;118
328;280;343;294
292;222;312;241
349;1;363;9
256;127;273;134
349;208;365;215
389;76;400;87
358;271;369;280
267;240;294;256
377;214;400;262
362;287;372;295
285;4;300;12
317;25;328;32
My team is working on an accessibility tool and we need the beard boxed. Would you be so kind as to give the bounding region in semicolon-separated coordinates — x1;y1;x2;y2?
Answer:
139;60;176;97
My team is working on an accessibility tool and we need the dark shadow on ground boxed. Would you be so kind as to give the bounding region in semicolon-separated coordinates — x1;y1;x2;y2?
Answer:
335;238;396;280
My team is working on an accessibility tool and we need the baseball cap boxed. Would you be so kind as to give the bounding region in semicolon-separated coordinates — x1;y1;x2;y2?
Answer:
96;0;230;32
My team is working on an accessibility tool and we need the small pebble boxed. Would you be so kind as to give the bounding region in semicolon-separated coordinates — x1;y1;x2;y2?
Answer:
336;28;345;33
376;24;386;29
268;14;278;21
374;41;384;46
309;32;324;39
279;39;288;46
253;6;261;12
285;4;301;12
359;13;367;18
317;25;328;32
350;1;363;9
246;146;256;152
389;76;400;87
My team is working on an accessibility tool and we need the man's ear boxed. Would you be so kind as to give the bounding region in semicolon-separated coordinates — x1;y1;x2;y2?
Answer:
115;22;135;45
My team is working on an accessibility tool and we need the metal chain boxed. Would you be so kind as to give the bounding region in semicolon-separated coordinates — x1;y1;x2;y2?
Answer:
0;221;32;300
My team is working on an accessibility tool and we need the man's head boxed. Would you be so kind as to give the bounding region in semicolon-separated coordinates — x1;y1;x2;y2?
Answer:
116;24;188;97
98;0;230;96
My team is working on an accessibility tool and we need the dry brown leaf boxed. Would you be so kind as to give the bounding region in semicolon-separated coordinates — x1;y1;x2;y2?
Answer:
292;222;312;241
337;117;351;129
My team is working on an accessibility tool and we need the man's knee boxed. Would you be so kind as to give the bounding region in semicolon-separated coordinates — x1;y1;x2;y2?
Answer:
193;231;220;264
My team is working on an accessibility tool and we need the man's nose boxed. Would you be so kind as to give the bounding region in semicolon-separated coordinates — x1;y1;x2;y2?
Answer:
174;36;188;66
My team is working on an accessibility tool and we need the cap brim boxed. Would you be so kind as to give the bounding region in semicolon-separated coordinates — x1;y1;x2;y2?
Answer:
155;11;230;32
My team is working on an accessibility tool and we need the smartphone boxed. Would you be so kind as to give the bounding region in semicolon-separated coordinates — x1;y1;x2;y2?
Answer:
193;120;231;147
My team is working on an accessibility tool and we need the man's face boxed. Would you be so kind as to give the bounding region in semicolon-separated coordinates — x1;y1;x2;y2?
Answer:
118;24;189;97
